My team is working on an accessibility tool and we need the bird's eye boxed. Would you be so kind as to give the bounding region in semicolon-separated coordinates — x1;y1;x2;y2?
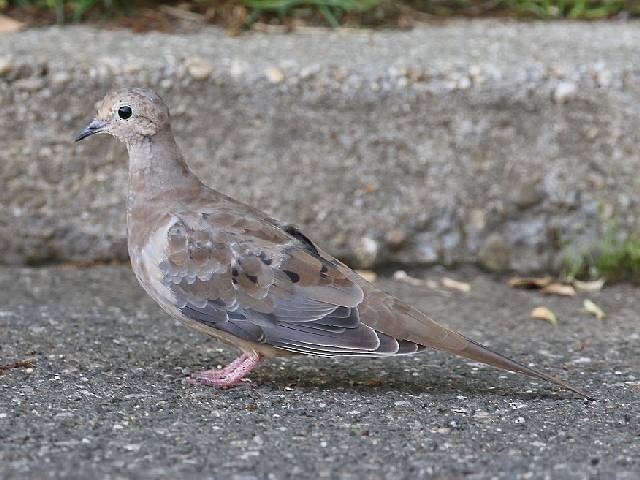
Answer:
118;106;132;120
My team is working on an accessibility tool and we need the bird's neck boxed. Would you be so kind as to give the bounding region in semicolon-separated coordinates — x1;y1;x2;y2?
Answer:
126;127;200;202
126;127;202;235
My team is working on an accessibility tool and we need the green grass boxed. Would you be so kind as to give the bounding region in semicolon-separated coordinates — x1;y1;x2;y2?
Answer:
499;0;635;18
564;227;640;282
4;0;125;23
243;0;382;27
2;0;639;25
406;0;638;18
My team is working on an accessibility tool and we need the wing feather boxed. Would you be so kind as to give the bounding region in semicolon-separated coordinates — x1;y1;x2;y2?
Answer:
141;207;432;358
149;210;393;355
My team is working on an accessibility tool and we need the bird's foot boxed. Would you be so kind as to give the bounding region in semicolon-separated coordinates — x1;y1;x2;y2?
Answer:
186;352;263;388
188;354;249;381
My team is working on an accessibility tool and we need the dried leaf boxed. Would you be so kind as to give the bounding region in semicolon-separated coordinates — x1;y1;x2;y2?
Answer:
508;276;553;289
265;66;284;84
573;279;605;292
583;299;606;320
0;15;24;33
0;359;36;374
356;270;377;282
540;283;576;297
441;277;471;292
530;306;557;326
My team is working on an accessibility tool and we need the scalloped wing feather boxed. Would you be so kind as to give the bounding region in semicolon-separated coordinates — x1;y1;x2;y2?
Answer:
144;208;411;355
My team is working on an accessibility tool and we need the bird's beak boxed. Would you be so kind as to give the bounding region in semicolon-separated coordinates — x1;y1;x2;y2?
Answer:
75;118;107;142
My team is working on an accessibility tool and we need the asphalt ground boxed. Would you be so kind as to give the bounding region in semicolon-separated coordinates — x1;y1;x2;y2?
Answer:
0;266;638;479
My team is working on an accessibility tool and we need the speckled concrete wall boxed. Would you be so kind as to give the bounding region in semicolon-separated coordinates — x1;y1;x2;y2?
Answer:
1;23;639;271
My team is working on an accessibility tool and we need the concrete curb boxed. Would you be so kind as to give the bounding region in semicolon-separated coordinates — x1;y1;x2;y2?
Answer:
1;22;639;271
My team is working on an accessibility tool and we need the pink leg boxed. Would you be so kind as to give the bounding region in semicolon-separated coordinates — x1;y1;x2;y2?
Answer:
189;354;249;381
188;352;263;388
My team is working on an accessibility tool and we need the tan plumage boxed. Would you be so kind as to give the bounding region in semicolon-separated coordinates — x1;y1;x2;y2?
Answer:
75;87;590;397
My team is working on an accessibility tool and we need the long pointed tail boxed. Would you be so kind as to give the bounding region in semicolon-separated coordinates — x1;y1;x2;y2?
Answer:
451;335;593;400
361;293;593;399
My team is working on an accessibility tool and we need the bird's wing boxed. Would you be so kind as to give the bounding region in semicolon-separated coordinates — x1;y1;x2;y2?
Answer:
146;205;418;356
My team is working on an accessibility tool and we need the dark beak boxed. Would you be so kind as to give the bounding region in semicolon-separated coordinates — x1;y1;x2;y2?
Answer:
75;119;107;142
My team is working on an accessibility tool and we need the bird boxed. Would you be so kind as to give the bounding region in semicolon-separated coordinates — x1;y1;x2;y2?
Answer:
75;87;589;398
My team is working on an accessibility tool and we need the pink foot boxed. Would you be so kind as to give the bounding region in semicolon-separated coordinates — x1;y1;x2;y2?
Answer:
187;352;263;388
189;354;249;380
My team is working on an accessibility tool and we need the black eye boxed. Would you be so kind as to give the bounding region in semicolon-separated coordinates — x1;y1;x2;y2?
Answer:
118;106;132;119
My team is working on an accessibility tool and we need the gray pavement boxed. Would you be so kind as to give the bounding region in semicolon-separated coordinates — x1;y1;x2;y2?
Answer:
0;266;637;479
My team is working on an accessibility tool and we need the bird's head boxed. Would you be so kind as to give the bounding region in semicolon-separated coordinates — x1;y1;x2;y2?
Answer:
75;87;170;145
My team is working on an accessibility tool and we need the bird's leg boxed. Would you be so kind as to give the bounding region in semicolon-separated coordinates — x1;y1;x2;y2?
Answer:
188;352;263;388
189;354;249;381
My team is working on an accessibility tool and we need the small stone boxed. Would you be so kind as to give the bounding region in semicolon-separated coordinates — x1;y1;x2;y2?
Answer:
265;66;285;84
469;209;486;231
553;81;577;103
596;69;612;87
51;71;71;86
186;56;214;80
457;75;471;90
229;60;245;77
549;65;565;78
385;229;407;249
514;182;543;209
572;356;592;364
0;56;12;77
299;64;320;79
355;237;379;269
14;77;45;91
121;63;142;75
478;233;511;271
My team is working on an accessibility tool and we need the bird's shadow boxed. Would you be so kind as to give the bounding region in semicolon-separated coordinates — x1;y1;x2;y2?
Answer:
162;349;589;402
233;358;578;401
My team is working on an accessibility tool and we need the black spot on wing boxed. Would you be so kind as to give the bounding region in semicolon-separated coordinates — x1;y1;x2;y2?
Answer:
283;270;300;283
283;224;320;258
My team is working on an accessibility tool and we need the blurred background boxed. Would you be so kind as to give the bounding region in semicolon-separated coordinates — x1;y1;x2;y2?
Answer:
2;1;640;29
0;1;639;281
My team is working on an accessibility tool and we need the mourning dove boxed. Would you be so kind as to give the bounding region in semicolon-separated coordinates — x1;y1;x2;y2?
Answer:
75;88;589;398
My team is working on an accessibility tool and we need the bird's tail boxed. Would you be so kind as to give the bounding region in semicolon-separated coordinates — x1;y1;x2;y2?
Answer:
364;294;592;399
442;334;593;400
